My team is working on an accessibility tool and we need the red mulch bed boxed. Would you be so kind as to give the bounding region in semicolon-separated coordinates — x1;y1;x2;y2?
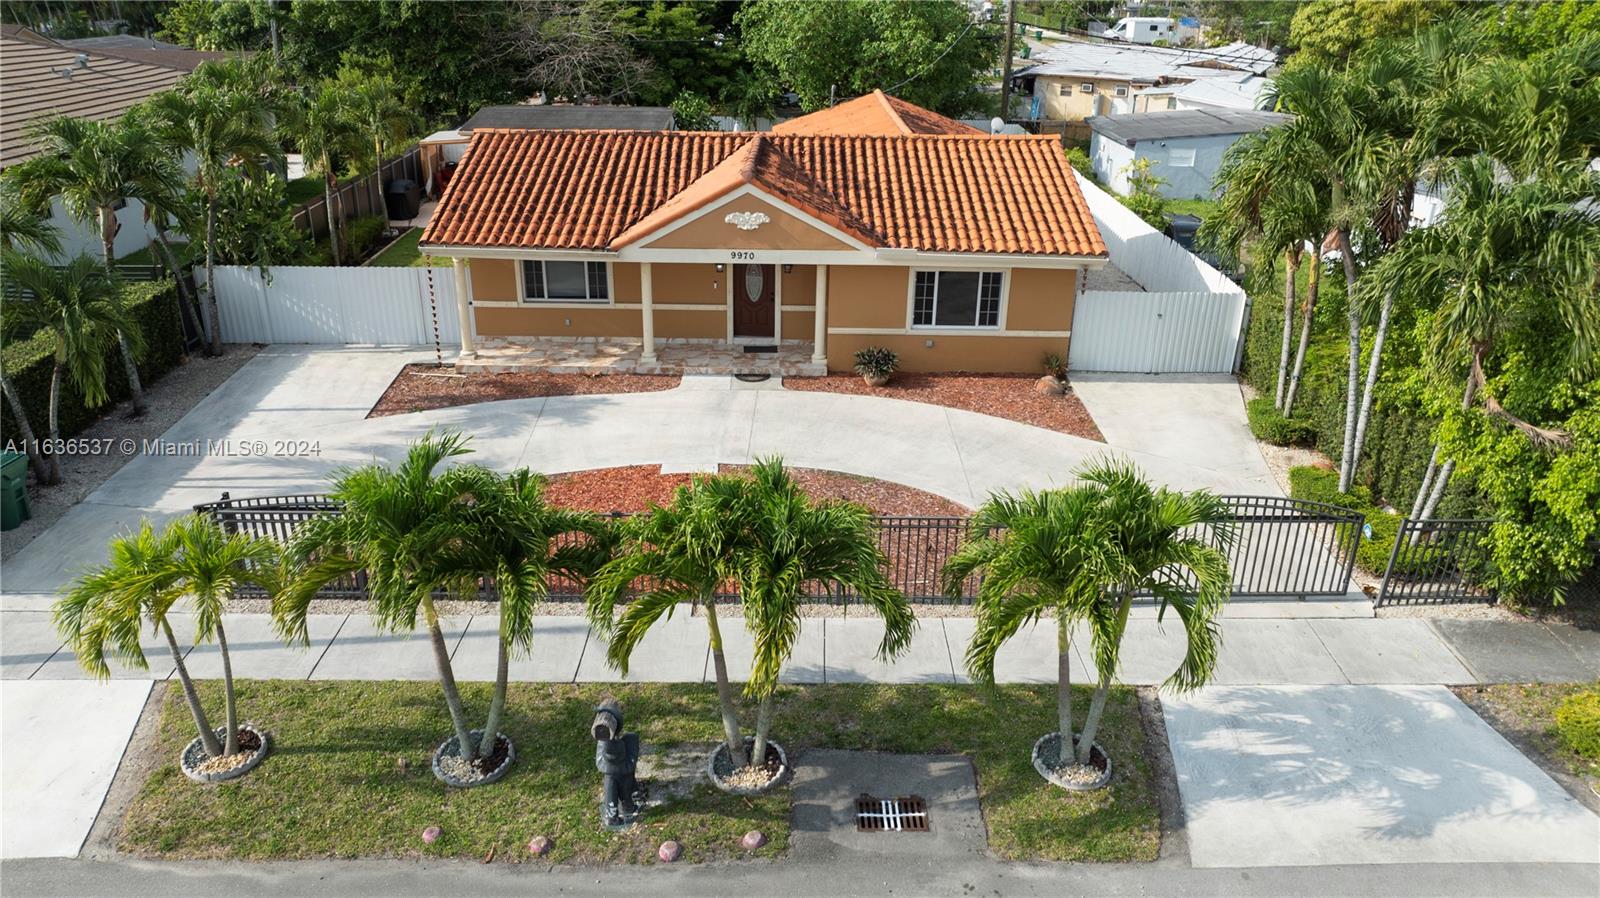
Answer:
783;373;1104;441
543;465;969;516
368;365;680;417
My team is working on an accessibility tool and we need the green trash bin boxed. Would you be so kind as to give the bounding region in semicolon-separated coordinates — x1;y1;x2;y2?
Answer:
1;450;31;531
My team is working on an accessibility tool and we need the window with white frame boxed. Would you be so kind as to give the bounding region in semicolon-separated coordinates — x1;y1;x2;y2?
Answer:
1168;146;1197;167
521;260;608;302
1114;85;1128;97
912;271;1002;328
1079;82;1094;94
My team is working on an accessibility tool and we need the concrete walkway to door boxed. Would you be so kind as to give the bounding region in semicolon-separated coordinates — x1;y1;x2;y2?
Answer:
0;347;1278;597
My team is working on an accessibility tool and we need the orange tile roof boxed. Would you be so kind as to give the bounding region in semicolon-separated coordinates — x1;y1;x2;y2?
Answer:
772;90;984;136
423;129;1106;257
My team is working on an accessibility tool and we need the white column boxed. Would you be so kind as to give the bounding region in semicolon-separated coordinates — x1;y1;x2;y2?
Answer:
639;262;657;363
451;257;475;358
811;264;828;365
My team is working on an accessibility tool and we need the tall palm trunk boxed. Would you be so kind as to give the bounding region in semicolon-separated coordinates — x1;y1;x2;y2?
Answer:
100;210;147;417
216;620;240;755
1077;588;1134;765
1275;249;1300;411
478;632;508;759
46;361;65;483
150;225;205;346
702;597;748;768
1;369;54;483
1334;227;1361;493
323;157;342;266
422;597;476;762
164;619;223;758
1345;286;1395;494
371;137;386;218
203;194;222;357
1282;258;1320;417
1057;612;1074;754
1416;375;1480;525
751;690;776;768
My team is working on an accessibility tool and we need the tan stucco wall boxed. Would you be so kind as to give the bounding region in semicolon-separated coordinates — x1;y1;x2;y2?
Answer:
612;262;642;302
475;306;642;338
651;263;723;304
642;194;856;251
1034;75;1152;121
826;266;909;328
1005;267;1077;331
782;310;814;340
470;258;519;302
656;309;724;340
824;333;1070;374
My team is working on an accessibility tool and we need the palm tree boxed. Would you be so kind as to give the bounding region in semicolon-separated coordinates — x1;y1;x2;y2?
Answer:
338;69;419;218
587;471;758;767
54;514;280;760
6;114;172;415
1;253;140;485
944;458;1235;768
0;192;62;483
123;107;206;344
733;458;913;765
147;81;276;356
286;83;361;266
1365;157;1600;520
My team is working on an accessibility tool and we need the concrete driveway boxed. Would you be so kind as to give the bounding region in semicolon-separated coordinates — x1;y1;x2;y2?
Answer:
1;347;1277;598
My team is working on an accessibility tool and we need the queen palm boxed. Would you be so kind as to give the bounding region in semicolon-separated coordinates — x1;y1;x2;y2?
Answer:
0;193;62;483
1;253;140;485
6;114;172;415
287;83;362;266
147;81;276;356
338;69;419;217
945;458;1235;768
54;514;280;760
1366;157;1600;521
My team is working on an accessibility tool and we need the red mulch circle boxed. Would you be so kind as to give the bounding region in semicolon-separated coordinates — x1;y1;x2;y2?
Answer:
784;373;1104;441
543;465;969;517
368;365;680;417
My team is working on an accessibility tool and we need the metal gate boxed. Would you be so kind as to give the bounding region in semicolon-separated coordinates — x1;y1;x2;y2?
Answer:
1068;290;1248;373
1376;518;1496;606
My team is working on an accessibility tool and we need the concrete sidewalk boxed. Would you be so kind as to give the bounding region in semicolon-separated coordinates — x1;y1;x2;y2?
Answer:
5;608;1594;686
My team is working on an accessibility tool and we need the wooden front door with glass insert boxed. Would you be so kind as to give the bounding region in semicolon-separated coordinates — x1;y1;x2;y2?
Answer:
732;263;776;339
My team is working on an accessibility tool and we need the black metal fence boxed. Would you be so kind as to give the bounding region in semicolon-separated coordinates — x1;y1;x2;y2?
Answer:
1376;518;1496;607
195;492;1364;606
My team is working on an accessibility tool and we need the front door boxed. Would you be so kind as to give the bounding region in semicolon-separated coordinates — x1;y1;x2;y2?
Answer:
732;263;776;339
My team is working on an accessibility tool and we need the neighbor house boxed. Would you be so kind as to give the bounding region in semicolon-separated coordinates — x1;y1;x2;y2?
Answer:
0;24;219;261
416;95;1107;374
1088;108;1291;199
1015;39;1275;122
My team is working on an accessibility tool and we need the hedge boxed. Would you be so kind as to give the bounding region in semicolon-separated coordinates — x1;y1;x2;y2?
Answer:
1554;690;1600;760
1287;465;1403;576
1245;396;1317;446
1;278;187;442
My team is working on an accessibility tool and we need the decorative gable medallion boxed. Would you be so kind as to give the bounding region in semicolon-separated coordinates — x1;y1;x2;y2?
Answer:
725;211;770;231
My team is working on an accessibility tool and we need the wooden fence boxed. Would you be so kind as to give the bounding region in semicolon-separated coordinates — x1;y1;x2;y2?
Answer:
290;146;424;240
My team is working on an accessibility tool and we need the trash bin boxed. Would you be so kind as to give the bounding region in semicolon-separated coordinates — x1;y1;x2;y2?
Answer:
385;178;422;220
1;451;31;531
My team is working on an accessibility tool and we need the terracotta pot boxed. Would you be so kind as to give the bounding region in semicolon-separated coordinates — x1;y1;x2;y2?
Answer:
863;373;891;388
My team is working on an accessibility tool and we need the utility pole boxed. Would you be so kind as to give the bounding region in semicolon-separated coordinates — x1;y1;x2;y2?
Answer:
998;0;1016;121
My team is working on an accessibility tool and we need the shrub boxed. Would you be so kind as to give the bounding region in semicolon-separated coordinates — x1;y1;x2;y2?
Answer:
1287;465;1400;575
853;346;897;380
1064;146;1093;179
1246;397;1316;446
1;279;186;442
1554;691;1600;760
343;215;388;263
1042;351;1067;380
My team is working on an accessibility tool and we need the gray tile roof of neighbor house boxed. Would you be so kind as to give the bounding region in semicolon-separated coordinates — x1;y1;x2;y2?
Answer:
458;104;675;133
1087;108;1292;144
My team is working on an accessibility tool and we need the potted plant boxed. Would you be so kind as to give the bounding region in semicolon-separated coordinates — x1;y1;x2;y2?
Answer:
943;457;1235;791
853;346;898;387
1038;352;1069;395
56;515;281;783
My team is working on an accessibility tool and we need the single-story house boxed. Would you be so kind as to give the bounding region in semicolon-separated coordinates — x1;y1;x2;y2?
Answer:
0;24;218;261
1015;39;1276;122
1131;72;1271;113
1088;108;1291;199
417;95;1108;374
418;103;674;197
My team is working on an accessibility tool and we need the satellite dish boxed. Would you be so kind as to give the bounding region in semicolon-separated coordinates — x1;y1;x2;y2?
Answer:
989;116;1005;134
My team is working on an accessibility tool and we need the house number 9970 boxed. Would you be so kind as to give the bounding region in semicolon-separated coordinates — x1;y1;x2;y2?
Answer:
730;251;759;261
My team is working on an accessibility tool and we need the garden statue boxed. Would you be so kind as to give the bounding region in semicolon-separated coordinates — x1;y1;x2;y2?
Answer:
592;697;645;829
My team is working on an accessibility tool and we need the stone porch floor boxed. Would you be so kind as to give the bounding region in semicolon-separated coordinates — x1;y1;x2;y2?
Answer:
457;337;828;376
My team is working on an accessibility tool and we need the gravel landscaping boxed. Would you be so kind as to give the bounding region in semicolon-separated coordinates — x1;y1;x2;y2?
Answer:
784;373;1104;441
367;365;681;417
1;345;260;560
116;680;1158;864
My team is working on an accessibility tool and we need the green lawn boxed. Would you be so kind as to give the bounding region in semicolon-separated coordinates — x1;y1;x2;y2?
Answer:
1165;197;1219;219
284;176;325;206
368;228;427;267
120;680;1159;864
117;242;197;267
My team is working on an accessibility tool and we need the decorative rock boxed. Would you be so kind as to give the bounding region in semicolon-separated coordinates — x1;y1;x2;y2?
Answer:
741;830;767;850
527;835;552;857
1035;375;1066;395
657;840;682;863
422;826;442;844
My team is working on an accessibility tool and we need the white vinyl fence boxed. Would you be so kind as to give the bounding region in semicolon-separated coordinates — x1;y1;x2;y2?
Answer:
206;265;460;346
1069;171;1248;372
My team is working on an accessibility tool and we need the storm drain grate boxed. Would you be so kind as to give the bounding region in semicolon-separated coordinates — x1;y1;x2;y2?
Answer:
855;794;929;832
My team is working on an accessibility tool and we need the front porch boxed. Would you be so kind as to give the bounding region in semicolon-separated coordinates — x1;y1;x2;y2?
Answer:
456;337;827;377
